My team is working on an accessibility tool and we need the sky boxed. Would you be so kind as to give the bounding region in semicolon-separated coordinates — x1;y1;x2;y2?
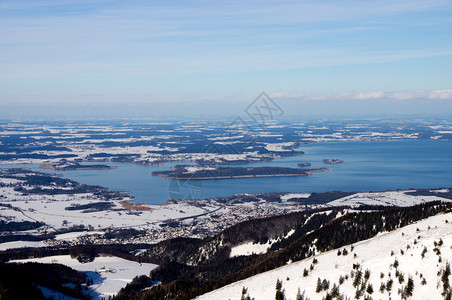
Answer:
1;0;452;117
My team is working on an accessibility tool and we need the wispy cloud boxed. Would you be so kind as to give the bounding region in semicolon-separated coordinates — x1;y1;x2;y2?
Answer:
270;90;452;101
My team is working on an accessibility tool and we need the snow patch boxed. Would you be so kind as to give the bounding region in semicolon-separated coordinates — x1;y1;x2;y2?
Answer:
230;241;272;257
281;193;311;201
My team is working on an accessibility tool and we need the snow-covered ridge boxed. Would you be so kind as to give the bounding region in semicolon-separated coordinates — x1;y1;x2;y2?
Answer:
329;190;452;207
198;211;452;300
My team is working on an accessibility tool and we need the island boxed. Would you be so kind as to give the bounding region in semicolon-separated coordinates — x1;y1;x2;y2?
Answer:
152;165;328;180
41;162;117;171
297;162;312;167
323;159;344;164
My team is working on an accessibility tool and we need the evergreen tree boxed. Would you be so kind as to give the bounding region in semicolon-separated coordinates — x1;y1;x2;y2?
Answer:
421;246;427;258
296;287;303;300
386;278;393;292
364;269;370;281
406;277;414;297
366;283;373;294
322;279;329;291
275;279;284;300
316;278;322;293
442;262;451;293
353;269;363;288
276;279;282;291
355;287;363;299
331;283;339;297
241;286;247;300
393;259;399;269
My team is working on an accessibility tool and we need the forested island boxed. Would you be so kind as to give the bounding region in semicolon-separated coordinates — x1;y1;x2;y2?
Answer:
152;165;328;180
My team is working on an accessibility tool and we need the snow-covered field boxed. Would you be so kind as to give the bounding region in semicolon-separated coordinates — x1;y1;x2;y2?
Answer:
264;142;296;152
0;183;214;231
54;231;104;241
329;190;452;207
0;241;46;251
198;211;452;300
11;255;158;298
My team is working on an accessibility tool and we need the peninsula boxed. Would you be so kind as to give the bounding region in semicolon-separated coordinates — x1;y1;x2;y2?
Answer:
41;162;116;171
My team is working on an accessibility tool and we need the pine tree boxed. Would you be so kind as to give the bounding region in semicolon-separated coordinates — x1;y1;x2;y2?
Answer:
276;279;282;291
393;259;399;269
316;278;322;293
355;287;363;299
331;283;339;297
275;279;284;300
421;246;427;258
386;278;393;292
241;286;247;300
322;279;329;291
296;287;303;300
366;283;373;294
353;269;362;288
405;277;414;297
364;269;370;281
442;262;451;293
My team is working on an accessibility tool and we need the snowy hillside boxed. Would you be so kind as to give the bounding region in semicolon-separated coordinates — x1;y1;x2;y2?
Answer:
198;211;452;300
11;255;158;298
329;190;451;207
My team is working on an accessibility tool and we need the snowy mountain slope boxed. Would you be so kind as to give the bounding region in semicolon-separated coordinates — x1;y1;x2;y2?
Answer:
329;190;451;207
197;211;452;300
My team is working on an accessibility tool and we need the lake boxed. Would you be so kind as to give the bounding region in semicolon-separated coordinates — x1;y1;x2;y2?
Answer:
2;140;452;204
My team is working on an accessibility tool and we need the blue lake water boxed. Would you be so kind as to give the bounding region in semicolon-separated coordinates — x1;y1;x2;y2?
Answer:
2;140;452;204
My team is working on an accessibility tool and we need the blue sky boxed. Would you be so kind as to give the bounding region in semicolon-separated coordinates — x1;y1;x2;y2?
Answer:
1;0;452;116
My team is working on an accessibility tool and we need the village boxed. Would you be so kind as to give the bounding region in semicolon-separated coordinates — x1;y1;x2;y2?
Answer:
0;169;319;249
